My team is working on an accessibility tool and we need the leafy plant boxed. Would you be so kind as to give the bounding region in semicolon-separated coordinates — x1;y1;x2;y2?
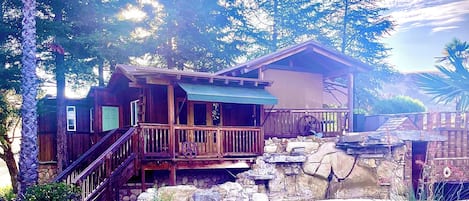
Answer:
23;182;80;201
0;186;16;201
372;96;426;115
416;39;469;111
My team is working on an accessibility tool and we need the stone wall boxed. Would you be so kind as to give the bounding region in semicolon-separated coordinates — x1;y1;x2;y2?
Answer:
138;136;408;201
38;164;57;184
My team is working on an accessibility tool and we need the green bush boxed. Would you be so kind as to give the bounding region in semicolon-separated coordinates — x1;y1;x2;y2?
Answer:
372;96;426;115
0;186;15;201
23;182;80;201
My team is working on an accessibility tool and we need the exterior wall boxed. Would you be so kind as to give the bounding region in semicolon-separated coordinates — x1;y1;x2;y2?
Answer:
263;69;323;109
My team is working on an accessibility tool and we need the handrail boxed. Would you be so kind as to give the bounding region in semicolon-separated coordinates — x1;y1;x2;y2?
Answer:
72;127;136;200
54;128;127;182
72;127;135;182
267;108;349;112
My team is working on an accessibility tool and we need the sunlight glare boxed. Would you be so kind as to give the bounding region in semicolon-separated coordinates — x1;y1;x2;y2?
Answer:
119;5;147;22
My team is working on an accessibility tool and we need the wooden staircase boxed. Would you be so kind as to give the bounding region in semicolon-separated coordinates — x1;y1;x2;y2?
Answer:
54;127;139;201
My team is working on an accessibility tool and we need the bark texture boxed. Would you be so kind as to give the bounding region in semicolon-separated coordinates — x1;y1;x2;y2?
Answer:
18;0;39;198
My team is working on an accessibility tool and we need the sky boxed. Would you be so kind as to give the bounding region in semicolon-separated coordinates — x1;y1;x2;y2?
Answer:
382;0;469;73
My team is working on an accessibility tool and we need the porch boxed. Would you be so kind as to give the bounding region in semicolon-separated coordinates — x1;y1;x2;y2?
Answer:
139;123;263;160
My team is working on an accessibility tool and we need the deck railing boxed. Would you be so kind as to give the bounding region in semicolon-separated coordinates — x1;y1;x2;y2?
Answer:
364;112;469;131
72;127;137;201
54;128;127;184
140;124;262;159
263;109;349;138
140;123;172;158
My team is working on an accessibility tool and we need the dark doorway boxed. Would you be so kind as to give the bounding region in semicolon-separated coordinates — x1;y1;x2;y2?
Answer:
412;141;427;198
194;103;207;125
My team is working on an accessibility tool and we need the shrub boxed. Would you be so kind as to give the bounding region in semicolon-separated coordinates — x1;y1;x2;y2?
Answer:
23;182;80;201
372;96;426;114
0;186;15;201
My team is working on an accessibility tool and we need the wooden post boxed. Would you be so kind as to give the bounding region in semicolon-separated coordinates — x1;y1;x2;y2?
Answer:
169;163;176;185
168;85;175;158
217;128;222;157
347;73;354;132
141;167;146;190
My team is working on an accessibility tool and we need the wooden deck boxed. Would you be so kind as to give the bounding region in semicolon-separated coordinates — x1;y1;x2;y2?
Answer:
55;124;263;200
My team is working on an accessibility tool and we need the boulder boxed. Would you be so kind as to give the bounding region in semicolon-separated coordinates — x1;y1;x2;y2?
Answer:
296;172;329;200
216;182;243;199
268;167;286;193
157;185;198;201
328;164;380;199
192;189;221;201
314;154;332;179
286;141;320;153
331;151;356;179
264;153;307;163
251;193;269;201
264;144;278;153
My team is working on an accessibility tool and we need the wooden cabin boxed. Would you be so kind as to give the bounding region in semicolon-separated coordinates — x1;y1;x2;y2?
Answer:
39;40;372;200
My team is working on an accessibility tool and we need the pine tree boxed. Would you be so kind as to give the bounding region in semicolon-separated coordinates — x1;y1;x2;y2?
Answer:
126;0;248;72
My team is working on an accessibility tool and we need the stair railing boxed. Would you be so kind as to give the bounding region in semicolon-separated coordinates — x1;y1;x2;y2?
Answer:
54;128;128;184
72;127;138;201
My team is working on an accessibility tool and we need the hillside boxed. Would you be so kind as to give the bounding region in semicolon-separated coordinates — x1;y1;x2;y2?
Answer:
380;72;456;112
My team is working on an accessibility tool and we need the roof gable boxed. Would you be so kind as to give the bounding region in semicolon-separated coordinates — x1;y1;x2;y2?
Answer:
216;40;373;78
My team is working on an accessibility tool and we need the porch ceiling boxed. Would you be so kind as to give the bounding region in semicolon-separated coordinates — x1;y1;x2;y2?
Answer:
178;82;278;105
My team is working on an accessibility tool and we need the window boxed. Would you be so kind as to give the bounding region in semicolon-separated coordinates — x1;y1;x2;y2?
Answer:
90;108;94;133
130;100;139;126
102;106;119;131
66;106;76;131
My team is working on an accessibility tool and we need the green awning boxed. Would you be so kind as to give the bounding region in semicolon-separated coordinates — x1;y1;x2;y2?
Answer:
178;83;278;105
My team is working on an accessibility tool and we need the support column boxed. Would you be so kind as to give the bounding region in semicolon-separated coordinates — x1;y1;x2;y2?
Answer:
347;73;354;132
169;163;176;186
167;85;175;157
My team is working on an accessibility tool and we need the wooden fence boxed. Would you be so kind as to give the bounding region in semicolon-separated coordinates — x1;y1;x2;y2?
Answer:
263;109;349;138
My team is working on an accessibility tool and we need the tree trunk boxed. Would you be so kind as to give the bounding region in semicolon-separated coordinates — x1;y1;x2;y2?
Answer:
271;0;279;52
18;0;39;198
0;144;19;193
54;3;68;173
341;0;349;54
98;60;104;87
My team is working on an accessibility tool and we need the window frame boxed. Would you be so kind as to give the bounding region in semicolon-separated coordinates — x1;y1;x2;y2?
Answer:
66;106;77;132
130;100;139;126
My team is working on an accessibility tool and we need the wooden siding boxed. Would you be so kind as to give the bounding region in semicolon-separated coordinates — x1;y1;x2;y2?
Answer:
427;129;469;182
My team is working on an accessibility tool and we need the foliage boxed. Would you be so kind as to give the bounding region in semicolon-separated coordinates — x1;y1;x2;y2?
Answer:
416;39;469;111
321;0;398;112
372;96;426;115
124;0;249;72
0;186;16;201
23;183;80;201
237;0;397;111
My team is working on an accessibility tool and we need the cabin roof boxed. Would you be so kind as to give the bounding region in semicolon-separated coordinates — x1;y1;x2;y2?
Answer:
376;117;419;131
112;64;273;87
216;40;373;77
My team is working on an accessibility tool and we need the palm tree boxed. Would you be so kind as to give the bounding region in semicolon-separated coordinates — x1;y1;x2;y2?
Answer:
416;39;469;111
18;0;39;198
